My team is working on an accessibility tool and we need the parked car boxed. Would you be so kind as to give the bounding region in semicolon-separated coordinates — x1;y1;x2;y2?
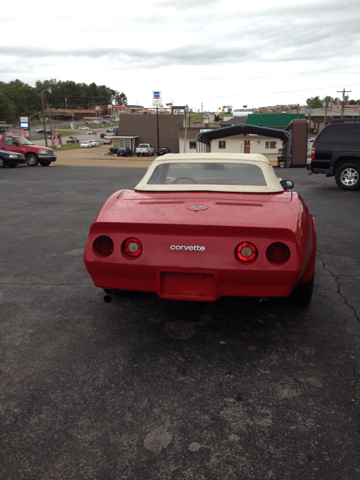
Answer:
36;129;45;133
0;149;26;168
106;129;113;134
104;139;112;145
66;136;80;144
83;153;316;307
87;131;95;135
157;147;171;156
79;126;90;130
89;140;99;147
100;133;106;138
0;134;56;167
136;143;154;157
80;141;93;148
117;147;133;157
306;119;360;190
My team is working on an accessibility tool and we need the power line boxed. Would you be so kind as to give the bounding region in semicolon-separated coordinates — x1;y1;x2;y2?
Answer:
190;83;360;100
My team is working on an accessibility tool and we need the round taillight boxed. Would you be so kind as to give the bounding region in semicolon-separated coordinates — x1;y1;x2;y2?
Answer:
123;237;142;257
267;242;290;263
94;235;114;256
236;242;257;262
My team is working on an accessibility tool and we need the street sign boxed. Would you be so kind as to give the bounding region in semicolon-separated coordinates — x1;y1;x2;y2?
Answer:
152;91;162;106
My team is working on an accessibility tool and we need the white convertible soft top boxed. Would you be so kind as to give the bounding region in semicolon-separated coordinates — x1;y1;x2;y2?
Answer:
135;153;284;193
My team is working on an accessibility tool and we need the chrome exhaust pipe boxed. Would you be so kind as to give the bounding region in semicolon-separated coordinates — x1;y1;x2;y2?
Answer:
259;298;269;307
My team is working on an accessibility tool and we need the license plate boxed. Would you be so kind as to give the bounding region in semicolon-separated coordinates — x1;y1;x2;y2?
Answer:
161;272;215;299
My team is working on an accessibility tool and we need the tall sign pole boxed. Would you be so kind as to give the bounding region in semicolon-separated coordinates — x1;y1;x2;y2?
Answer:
152;91;162;152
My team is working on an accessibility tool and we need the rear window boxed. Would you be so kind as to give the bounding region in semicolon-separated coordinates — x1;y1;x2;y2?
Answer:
147;162;267;186
317;123;360;143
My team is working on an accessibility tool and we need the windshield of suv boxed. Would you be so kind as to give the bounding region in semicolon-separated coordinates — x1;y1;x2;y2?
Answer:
14;136;33;145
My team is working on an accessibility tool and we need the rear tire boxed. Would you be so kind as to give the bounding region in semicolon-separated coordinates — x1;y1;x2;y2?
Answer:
288;275;314;307
0;158;5;168
335;163;360;190
26;153;38;166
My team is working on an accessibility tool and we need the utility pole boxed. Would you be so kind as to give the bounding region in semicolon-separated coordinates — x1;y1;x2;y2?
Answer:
156;106;159;152
337;87;351;118
40;87;51;146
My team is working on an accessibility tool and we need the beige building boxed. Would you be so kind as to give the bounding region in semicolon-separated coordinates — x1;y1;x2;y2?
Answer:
179;128;284;161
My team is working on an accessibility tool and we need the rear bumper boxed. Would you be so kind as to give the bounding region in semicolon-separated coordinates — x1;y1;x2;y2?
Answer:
306;162;334;175
84;260;305;301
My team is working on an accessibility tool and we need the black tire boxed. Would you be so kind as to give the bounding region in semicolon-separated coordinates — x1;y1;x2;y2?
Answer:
288;274;314;307
0;158;5;168
26;153;39;167
335;163;360;190
40;161;50;167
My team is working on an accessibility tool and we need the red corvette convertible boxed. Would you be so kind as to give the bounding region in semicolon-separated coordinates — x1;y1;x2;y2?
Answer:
84;153;316;306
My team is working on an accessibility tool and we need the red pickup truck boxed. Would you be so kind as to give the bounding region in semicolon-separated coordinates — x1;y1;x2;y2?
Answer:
0;134;56;166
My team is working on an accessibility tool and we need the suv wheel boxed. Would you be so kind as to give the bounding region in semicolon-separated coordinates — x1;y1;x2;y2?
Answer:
335;163;360;190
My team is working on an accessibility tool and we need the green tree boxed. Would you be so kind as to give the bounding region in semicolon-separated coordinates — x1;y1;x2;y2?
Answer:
306;96;323;108
0;89;16;121
114;92;127;105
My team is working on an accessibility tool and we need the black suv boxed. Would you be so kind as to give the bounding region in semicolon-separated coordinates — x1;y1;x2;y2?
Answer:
306;119;360;190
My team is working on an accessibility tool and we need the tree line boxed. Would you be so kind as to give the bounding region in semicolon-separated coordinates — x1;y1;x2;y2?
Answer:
305;95;360;109
0;79;127;121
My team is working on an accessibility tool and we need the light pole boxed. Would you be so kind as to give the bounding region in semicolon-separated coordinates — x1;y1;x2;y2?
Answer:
41;87;52;146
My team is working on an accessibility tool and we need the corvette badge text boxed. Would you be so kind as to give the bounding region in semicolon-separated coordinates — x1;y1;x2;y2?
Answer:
170;245;206;251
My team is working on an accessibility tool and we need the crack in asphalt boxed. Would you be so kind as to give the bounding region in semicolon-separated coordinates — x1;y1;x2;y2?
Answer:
317;250;360;434
317;250;360;323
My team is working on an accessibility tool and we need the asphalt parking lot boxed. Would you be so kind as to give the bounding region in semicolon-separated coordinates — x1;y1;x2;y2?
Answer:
1;162;360;479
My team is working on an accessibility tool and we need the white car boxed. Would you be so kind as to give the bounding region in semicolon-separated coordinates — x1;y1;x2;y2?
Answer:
89;140;99;147
79;126;90;130
80;141;93;148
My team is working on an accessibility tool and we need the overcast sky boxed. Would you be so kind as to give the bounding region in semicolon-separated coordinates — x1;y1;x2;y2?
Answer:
1;0;360;111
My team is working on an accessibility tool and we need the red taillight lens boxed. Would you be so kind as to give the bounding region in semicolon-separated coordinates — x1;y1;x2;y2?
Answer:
267;242;290;263
236;242;257;262
123;237;142;257
311;146;315;160
94;235;114;256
